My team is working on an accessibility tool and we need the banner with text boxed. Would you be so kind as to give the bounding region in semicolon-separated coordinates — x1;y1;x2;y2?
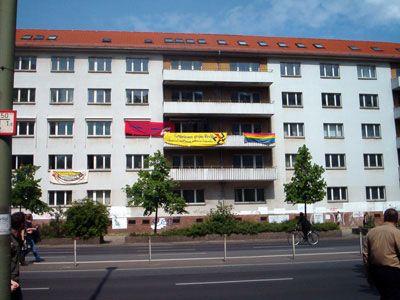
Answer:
50;170;88;185
164;132;227;147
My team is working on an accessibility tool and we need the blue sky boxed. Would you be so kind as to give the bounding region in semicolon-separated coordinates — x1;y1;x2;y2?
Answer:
17;0;400;42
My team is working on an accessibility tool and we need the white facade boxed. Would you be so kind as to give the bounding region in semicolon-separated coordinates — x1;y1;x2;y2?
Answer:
12;40;400;221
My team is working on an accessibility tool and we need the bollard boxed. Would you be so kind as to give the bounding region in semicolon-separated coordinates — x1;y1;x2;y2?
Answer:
223;234;227;261
292;234;296;260
74;239;77;267
148;235;152;262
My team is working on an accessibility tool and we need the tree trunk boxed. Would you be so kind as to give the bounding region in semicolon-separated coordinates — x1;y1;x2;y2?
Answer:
304;203;307;218
153;206;158;235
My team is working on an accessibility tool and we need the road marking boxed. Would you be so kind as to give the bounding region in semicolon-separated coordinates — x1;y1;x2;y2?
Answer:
22;287;50;291
176;277;294;286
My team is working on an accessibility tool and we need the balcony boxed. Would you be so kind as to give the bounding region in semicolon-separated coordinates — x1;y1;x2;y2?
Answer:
163;69;273;86
164;100;274;117
170;167;277;181
392;77;400;90
164;134;274;148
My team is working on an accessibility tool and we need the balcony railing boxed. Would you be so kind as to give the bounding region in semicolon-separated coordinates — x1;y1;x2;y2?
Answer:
170;167;277;181
163;100;274;116
163;69;273;85
164;134;274;148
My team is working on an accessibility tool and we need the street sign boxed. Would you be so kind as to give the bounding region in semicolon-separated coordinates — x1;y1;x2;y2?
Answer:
0;110;16;136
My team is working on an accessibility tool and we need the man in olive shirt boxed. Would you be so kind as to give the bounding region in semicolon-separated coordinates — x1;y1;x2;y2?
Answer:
363;208;400;299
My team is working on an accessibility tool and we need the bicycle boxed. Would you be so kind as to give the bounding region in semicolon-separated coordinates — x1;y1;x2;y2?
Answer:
287;228;319;246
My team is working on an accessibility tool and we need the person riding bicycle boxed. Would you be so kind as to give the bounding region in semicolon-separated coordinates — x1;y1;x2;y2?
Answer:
297;212;311;241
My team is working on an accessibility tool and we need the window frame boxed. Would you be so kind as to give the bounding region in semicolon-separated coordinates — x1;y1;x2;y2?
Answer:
359;94;379;109
87;154;111;171
234;188;265;203
48;191;72;206
50;88;74;104
361;124;381;139
126;57;149;73
51;56;75;72
285;154;297;169
174;189;205;204
171;60;202;70
323;123;344;139
320;63;340;78
321;93;342;108
14;56;37;71
282;92;303;107
172;155;204;168
280;62;301;77
232;123;262;135
366;186;385;201
48;120;73;137
325;153;346;169
126;154;150;170
283;122;304;138
126;89;149;104
232;154;263;168
87;120;112;137
88;89;111;104
12;155;34;169
229;62;260;72
327;187;348;202
16;120;35;137
48;154;73;170
357;65;376;79
363;153;383;169
87;190;111;206
88;57;112;72
13;88;36;104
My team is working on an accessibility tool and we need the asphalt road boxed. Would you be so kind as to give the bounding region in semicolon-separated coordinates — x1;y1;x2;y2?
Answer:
18;237;380;300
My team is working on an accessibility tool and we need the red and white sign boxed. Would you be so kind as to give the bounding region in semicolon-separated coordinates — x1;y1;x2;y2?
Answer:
0;110;17;136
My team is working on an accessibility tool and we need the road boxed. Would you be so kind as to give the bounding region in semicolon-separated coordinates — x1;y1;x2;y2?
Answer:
18;237;380;299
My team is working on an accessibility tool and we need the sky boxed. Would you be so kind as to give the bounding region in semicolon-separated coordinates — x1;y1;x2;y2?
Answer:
16;0;400;42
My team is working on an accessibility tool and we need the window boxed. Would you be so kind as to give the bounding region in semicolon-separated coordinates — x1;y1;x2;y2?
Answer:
48;191;72;206
14;56;36;71
87;121;111;137
51;56;74;72
349;45;360;51
144;39;153;44
88;89;111;104
280;62;300;76
171;90;203;102
49;155;72;169
13;88;35;103
230;62;260;72
233;154;263;168
33;35;44;40
284;123;304;138
313;43;324;49
321;93;341;108
47;35;58;40
366;186;385;201
87;154;111;170
235;188;265;203
320;64;339;78
88;57;111;72
258;41;268;47
371;46;382;52
197;39;206;44
282;92;302;107
359;94;378;109
50;88;74;104
12;155;33;169
175;189;205;204
231;91;260;103
357;65;376;79
185;39;195;44
172;155;204;168
237;41;248;46
174;121;208;133
295;43;306;48
87;190;111;205
21;35;32;40
325;154;346;169
16;120;34;136
126;154;149;170
362;124;381;138
323;123;344;138
327;187;348;202
285;154;297;169
164;38;173;43
126;58;148;73
171;60;202;70
232;123;261;135
126;89;149;104
277;42;288;47
217;40;227;45
364;154;383;168
49;120;73;136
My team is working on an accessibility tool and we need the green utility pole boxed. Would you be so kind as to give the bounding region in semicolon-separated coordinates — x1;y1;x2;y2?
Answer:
0;1;17;299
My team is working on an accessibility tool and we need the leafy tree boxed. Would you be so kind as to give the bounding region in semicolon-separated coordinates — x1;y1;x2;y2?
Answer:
125;150;187;234
284;145;326;217
64;198;109;241
11;164;50;214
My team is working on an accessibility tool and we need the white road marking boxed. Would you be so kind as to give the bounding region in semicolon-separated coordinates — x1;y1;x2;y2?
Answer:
22;287;50;291
176;277;293;286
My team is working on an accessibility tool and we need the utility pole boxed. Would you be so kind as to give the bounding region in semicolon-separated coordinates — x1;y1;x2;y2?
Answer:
0;1;17;299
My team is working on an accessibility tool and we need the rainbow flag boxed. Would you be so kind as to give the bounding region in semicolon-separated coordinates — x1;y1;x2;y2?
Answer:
244;133;276;144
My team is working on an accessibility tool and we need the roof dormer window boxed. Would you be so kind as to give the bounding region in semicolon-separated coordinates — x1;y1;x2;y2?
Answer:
164;38;174;43
258;41;268;47
33;35;45;40
278;42;288;48
313;43;325;49
348;45;360;51
217;40;227;45
371;46;382;51
102;38;112;43
186;39;195;44
197;39;207;44
21;35;32;40
47;35;58;40
237;41;248;46
175;38;184;43
144;39;153;44
296;43;306;48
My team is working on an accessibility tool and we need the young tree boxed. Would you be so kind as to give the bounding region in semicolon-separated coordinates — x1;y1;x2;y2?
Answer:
11;164;50;214
125;150;187;234
284;145;326;217
64;198;109;241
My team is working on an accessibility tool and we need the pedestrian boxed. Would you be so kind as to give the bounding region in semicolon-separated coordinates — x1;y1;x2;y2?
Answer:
335;211;342;225
22;214;44;263
363;212;369;227
297;212;311;241
10;212;25;300
363;208;400;299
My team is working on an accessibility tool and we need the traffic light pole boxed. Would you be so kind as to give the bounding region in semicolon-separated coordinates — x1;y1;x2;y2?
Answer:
0;1;17;299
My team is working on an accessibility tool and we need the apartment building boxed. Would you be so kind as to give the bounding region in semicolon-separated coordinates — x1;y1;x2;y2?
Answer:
12;29;400;230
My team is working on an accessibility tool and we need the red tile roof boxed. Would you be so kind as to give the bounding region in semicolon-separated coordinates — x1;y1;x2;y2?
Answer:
16;29;400;60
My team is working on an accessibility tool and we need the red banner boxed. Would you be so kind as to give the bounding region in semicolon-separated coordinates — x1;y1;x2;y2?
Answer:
125;120;174;137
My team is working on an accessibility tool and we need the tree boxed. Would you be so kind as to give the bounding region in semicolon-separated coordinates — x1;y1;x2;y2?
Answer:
64;198;109;241
284;145;326;217
11;164;50;214
125;150;187;234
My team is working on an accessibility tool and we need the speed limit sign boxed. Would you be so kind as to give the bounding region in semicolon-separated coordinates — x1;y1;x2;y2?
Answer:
0;110;17;136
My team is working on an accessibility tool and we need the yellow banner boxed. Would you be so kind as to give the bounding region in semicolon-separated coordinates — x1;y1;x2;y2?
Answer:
164;132;227;147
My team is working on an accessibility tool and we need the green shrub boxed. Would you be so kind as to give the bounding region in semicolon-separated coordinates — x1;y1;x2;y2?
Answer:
64;198;109;240
38;206;69;239
312;222;339;231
